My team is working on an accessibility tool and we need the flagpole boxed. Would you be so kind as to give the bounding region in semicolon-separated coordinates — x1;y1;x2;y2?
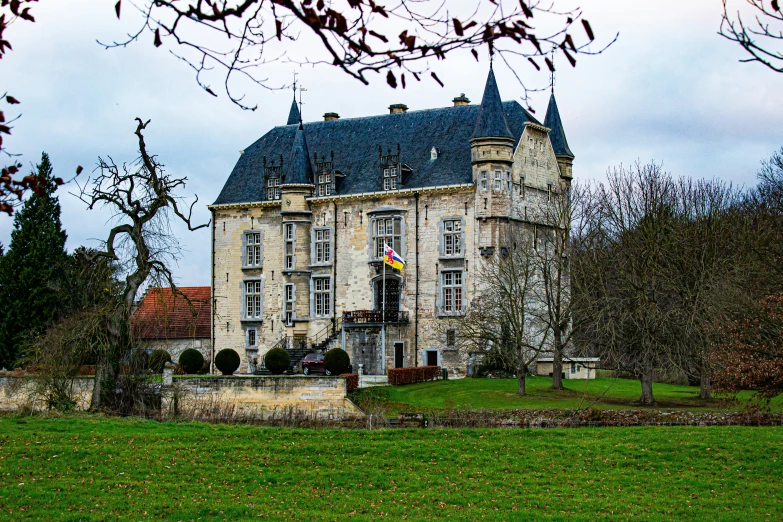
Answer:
382;243;387;374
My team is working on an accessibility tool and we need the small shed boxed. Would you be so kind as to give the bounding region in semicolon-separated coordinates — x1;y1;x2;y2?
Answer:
535;357;600;380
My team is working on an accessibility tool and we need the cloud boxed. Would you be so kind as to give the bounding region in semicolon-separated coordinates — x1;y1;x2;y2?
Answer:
1;0;782;285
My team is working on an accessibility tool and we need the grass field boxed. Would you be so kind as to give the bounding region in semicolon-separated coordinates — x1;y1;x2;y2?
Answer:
0;416;781;520
352;376;783;413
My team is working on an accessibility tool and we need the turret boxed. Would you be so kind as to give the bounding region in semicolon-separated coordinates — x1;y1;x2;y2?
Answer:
286;95;301;126
470;65;515;173
280;122;315;338
543;92;574;180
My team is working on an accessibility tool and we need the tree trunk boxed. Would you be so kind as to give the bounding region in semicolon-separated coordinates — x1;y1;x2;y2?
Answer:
639;368;655;405
699;366;711;400
517;367;527;396
551;334;564;390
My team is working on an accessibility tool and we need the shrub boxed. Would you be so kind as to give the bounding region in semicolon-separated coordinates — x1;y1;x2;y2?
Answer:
178;349;204;374
324;348;350;375
215;349;241;375
129;350;149;371
342;373;359;393
148;350;172;373
264;347;290;375
388;366;441;385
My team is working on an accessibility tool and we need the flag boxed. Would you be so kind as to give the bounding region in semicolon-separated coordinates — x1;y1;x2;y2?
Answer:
384;244;405;270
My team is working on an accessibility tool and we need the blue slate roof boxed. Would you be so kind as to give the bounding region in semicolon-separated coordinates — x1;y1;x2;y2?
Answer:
472;66;513;140
284;123;314;186
544;93;574;158
213;101;540;205
286;98;300;126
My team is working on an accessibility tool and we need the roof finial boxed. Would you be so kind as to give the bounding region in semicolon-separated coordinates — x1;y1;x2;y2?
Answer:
550;48;556;94
298;83;307;124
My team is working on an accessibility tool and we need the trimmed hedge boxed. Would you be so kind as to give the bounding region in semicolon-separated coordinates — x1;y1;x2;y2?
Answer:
342;373;359;393
265;347;290;375
149;350;172;373
178;349;204;375
387;366;441;386
215;349;241;375
324;348;350;375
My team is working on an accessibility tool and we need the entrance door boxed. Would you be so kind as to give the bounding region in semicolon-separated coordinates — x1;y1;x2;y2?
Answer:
394;342;404;368
375;278;400;311
426;350;438;367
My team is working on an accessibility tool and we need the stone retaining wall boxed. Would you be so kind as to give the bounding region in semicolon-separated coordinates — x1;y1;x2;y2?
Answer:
0;376;363;420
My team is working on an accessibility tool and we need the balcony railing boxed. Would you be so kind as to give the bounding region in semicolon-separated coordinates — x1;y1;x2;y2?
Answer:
343;310;409;325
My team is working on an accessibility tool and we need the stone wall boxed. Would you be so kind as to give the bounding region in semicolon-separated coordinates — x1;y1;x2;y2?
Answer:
0;376;362;420
138;338;212;366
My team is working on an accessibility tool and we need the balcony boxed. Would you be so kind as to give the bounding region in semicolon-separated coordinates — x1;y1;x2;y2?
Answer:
343;310;410;326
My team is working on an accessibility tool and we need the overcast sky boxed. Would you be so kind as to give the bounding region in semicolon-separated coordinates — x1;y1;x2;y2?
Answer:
2;0;782;286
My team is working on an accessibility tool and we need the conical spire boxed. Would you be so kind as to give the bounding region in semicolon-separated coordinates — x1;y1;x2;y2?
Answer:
286;95;301;126
472;65;513;140
283;123;314;185
544;93;574;158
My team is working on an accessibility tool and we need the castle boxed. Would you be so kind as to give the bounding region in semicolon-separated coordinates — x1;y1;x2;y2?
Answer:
208;66;573;374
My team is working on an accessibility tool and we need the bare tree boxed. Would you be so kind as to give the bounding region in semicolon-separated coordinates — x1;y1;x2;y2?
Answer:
665;178;745;399
530;182;573;389
721;0;783;73
574;162;680;405
448;225;548;396
74;118;208;410
106;0;613;110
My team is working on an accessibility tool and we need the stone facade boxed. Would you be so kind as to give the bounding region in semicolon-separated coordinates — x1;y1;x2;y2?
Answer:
210;70;574;375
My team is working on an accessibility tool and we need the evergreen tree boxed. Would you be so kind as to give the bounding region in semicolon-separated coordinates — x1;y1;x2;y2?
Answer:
0;153;68;368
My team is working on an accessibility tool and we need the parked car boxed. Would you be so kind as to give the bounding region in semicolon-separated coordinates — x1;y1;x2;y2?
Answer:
302;353;331;375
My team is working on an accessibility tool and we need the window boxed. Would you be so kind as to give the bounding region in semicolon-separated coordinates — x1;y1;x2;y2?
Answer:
383;167;398;190
539;141;544;152
442;270;463;313
244;232;262;267
506;172;511;192
317;173;331;196
493;170;502;191
446;329;456;348
547;183;553;203
528;136;534;149
313;277;331;317
267;177;280;200
443;219;462;256
373;216;402;259
480;171;488;191
247;328;257;347
245;280;262;319
570;362;577;374
284;224;295;270
520;177;526;198
284;284;295;324
314;228;331;264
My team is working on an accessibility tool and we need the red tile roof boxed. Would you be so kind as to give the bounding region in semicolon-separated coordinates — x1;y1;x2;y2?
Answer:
133;287;211;340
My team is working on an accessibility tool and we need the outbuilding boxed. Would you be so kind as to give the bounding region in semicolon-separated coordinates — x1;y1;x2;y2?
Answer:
535;357;600;380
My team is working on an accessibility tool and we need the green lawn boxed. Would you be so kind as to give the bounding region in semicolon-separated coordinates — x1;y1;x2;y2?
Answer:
0;416;781;520
352;376;783;413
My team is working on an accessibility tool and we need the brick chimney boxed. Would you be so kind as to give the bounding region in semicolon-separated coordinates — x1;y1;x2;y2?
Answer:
323;112;340;121
452;93;470;107
389;104;408;114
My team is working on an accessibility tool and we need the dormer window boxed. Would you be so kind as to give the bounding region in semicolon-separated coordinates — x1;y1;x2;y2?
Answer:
379;144;401;191
267;177;281;200
383;167;398;190
318;173;331;196
430;147;438;160
263;155;283;201
315;152;335;197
